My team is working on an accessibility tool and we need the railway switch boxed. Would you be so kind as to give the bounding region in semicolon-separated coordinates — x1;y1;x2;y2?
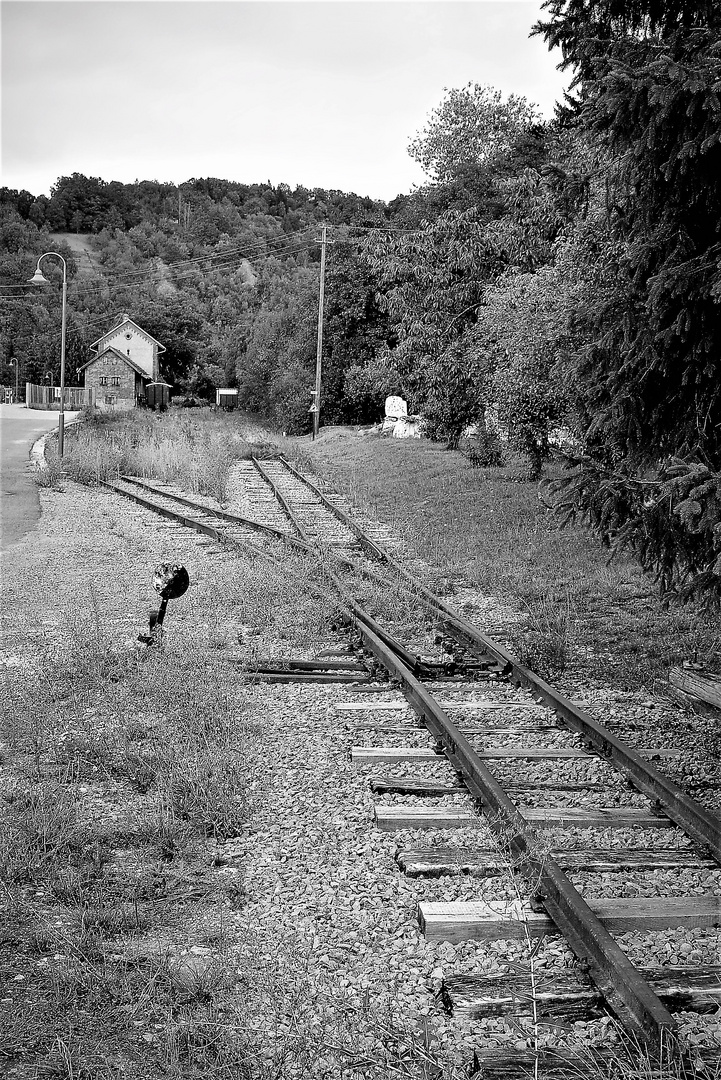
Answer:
138;562;189;645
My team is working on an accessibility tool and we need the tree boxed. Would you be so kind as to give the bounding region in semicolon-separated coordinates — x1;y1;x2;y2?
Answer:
479;265;574;476
236;265;319;433
408;83;540;188
535;2;721;464
535;0;721;599
321;240;394;423
130;298;206;387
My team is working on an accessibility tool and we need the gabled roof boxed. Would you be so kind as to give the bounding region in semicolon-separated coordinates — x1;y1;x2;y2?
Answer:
90;313;166;353
78;346;152;378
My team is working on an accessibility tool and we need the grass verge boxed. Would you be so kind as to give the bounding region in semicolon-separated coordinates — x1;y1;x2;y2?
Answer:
41;408;254;501
285;426;721;692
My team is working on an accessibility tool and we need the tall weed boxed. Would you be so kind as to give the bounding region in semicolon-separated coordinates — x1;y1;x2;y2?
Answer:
52;409;254;501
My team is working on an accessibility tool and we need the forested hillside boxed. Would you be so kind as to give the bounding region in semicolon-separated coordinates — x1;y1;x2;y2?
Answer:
1;0;720;599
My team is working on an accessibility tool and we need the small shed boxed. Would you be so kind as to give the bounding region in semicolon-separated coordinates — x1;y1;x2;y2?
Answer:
216;388;238;410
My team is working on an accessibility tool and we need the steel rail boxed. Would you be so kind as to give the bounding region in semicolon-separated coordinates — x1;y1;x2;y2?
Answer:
104;461;681;1050
100;479;378;654
118;474;310;552
275;457;721;863
280;454;389;561
250;457;429;675
101;474;419;673
100;479;230;545
122;474;413;600
354;617;678;1053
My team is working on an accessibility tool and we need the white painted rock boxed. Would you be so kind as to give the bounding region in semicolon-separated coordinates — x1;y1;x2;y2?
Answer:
392;417;421;439
384;395;407;420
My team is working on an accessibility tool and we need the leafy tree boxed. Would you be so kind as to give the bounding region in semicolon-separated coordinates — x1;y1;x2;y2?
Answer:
408;83;540;188
478;265;573;475
341;352;404;424
130;298;206;387
236;265;319;433
322;240;394;423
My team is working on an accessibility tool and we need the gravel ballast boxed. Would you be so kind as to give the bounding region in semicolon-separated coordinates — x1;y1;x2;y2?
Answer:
1;465;720;1079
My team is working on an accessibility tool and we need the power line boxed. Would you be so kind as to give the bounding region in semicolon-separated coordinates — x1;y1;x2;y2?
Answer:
0;234;322;305
0;227;321;298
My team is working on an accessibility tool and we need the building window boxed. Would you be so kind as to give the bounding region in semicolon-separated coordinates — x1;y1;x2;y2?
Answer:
105;395;117;405
99;376;108;386
110;376;121;386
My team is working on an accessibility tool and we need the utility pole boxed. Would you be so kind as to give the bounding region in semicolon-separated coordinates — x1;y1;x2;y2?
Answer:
312;224;327;441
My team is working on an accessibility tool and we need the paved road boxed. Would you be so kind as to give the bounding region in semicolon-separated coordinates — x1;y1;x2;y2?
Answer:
0;404;78;551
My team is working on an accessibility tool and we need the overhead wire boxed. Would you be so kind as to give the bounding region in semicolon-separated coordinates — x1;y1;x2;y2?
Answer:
0;233;323;304
0;221;427;308
0;226;322;299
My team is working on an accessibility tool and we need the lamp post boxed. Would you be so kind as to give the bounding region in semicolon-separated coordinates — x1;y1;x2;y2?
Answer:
10;357;19;402
29;252;67;457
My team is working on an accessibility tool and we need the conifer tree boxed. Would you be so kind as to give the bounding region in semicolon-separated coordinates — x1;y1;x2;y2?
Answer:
536;0;721;600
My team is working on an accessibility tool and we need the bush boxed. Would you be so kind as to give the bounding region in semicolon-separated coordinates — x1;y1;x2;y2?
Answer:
461;429;503;467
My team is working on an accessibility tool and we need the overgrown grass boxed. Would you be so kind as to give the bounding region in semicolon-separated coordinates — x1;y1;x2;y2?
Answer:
42;407;254;501
292;428;721;691
2;510;392;1079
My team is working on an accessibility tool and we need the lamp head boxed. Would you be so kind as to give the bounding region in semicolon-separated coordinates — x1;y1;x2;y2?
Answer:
28;267;50;285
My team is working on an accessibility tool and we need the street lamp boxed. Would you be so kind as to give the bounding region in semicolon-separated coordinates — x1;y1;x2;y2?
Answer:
29;252;67;457
9;357;19;402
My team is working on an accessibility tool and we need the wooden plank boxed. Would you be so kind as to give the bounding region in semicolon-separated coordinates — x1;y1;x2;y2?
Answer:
669;666;721;710
375;806;672;832
337;702;407;711
370;777;465;796
465;1048;720;1080
370;775;607;795
443;967;721;1020
248;657;366;672
522;806;672;828
436;701;543;710
353;747;444;763
418;897;721;942
250;673;369;684
352;746;590;763
441;970;602;1020
397;846;716;878
352;745;680;763
353;723;556;735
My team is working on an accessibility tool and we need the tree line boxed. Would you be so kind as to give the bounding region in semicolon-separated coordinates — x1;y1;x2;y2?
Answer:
1;0;720;600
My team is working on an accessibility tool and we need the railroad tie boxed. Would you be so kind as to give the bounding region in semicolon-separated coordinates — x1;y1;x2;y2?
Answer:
395;846;717;877
466;1047;720;1079
417;897;721;942
440;967;721;1020
353;746;589;763
354;723;557;735
369;775;607;795
373;805;673;831
351;745;680;763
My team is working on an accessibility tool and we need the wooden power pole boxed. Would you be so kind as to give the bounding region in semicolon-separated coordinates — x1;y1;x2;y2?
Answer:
312;224;327;440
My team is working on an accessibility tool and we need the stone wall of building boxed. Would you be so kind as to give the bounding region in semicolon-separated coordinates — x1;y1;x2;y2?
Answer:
84;356;137;411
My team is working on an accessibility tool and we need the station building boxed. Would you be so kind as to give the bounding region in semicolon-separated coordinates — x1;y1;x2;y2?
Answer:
79;314;166;410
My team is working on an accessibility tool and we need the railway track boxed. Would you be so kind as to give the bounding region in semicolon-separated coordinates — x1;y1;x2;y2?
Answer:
102;458;721;1076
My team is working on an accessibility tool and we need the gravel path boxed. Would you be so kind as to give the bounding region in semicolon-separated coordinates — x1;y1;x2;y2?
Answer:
1;469;720;1078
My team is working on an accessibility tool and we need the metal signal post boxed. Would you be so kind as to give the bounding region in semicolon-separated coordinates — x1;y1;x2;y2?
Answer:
312;225;327;441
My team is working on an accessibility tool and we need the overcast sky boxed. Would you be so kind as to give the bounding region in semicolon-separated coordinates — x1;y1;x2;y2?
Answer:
2;0;569;202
